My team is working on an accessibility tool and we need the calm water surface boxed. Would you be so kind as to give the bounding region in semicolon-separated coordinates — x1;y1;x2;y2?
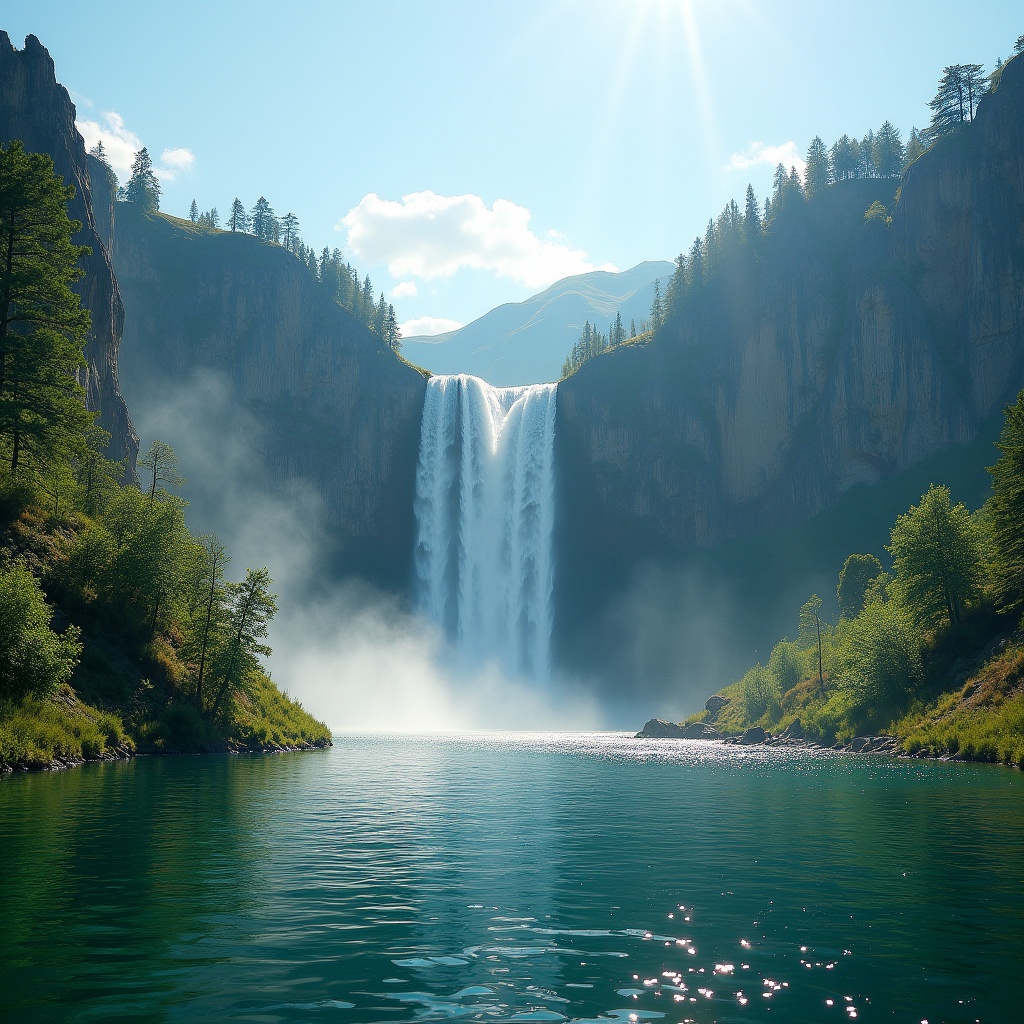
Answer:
1;734;1023;1023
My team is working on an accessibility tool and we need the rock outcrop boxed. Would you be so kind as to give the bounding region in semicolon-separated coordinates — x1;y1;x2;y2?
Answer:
0;33;137;468
558;54;1024;583
636;718;721;739
110;203;427;587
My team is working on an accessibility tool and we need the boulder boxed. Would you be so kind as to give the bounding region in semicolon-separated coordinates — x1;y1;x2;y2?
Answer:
636;718;687;738
739;726;766;745
704;695;731;717
779;718;805;740
681;722;721;740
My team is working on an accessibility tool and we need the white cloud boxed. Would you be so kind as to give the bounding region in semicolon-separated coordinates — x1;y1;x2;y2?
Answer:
339;190;616;290
158;147;195;179
728;140;806;178
75;110;194;181
76;111;141;176
391;281;418;299
399;315;464;338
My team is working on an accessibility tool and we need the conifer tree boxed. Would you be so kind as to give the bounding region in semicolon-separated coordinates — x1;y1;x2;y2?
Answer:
189;199;198;222
803;136;830;198
281;212;299;251
250;196;274;241
873;121;905;178
904;127;925;168
743;184;761;242
123;147;161;211
228;198;248;232
649;279;664;331
0;142;93;475
986;391;1024;612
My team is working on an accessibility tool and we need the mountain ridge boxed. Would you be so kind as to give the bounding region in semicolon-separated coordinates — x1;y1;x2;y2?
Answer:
402;260;673;385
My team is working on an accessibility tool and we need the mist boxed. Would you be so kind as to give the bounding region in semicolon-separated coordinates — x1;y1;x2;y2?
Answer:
128;369;608;733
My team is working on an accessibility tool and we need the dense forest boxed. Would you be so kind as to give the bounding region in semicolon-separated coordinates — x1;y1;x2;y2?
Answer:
689;388;1024;766
562;48;1023;379
0;140;331;770
91;143;403;353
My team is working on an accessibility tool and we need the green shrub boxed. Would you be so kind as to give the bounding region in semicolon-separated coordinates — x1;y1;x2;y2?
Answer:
0;560;81;700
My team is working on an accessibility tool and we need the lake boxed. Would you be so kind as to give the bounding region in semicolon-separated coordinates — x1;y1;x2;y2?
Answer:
1;734;1022;1022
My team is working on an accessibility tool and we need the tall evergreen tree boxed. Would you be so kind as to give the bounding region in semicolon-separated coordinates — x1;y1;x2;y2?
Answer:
830;135;857;181
281;212;300;251
904;127;925;168
189;199;198;222
250;196;275;241
803;136;830;198
927;65;986;140
743;184;761;243
0;142;94;475
649;279;664;332
873;121;905;178
986;391;1024;612
228;197;247;232
122;147;161;211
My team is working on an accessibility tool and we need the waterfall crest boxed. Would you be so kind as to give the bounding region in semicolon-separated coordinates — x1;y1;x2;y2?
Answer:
413;374;557;679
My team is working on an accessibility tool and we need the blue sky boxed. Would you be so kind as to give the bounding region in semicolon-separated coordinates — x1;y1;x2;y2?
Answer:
6;1;1021;334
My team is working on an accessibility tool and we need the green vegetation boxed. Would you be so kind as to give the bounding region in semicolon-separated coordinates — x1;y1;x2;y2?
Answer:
687;392;1024;768
0;141;330;771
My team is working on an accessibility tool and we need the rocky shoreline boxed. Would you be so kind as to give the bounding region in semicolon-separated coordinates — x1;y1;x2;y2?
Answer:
635;716;901;756
0;739;333;775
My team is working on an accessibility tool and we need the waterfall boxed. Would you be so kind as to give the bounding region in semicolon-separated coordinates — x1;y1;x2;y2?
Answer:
413;374;557;680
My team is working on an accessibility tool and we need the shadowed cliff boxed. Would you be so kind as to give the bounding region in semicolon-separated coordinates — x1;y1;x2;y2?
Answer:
0;32;138;469
556;55;1024;698
111;205;427;589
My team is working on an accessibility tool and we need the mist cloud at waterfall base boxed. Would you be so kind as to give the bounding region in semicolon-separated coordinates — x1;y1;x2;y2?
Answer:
123;371;599;733
268;585;607;733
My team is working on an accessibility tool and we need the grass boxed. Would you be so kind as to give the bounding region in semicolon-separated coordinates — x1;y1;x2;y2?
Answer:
895;643;1024;766
685;636;1024;768
0;686;133;771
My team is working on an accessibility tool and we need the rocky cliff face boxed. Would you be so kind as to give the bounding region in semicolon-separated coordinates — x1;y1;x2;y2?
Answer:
558;55;1024;580
111;204;426;587
0;33;138;468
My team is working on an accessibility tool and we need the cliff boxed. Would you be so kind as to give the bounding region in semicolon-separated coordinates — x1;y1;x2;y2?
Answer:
0;33;138;469
558;54;1024;587
110;205;427;587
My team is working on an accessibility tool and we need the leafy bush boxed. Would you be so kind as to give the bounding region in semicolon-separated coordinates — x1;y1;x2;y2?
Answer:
0;560;81;700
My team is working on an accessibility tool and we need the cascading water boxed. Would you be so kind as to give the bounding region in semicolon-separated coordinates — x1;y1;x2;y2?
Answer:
413;374;557;680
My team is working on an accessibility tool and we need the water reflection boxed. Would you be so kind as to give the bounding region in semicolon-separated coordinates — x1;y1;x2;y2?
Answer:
1;734;1022;1022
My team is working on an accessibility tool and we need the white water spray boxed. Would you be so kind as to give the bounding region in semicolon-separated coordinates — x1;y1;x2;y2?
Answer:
413;374;557;680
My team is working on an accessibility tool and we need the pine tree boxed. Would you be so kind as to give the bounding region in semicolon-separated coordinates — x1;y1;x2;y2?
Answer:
228;198;248;232
904;127;925;169
743;184;761;243
281;212;299;252
873;121;905;178
803;136;830;198
189;199;198;222
123;147;161;212
927;65;986;141
830;135;857;181
0;141;94;475
986;391;1024;611
250;196;274;241
649;279;664;331
1015;34;1024;55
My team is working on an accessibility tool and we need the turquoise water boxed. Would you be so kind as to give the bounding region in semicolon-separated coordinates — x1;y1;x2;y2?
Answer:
1;734;1023;1023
